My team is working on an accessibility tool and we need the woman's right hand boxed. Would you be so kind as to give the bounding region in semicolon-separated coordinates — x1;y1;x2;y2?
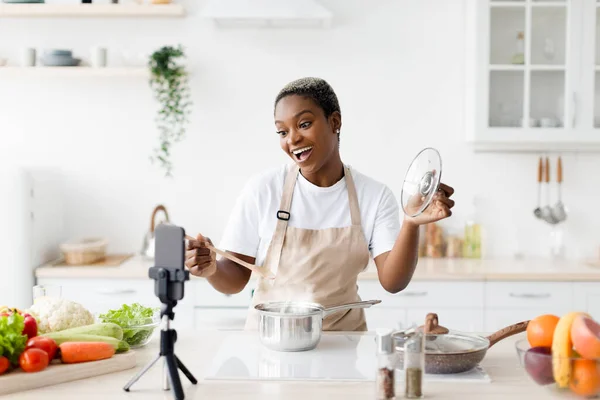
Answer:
185;233;217;278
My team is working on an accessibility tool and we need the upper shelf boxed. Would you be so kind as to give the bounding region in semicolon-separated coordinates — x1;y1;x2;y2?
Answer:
0;67;148;78
0;3;185;18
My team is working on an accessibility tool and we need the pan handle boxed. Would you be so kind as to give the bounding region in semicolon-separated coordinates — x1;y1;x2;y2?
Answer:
322;300;381;317
487;320;530;348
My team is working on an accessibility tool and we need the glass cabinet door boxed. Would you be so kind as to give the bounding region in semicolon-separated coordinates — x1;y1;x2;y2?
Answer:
488;0;568;129
595;0;600;127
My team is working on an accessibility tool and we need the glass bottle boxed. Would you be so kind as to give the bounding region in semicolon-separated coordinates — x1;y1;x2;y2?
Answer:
463;197;482;259
404;330;425;399
375;329;396;400
512;31;525;65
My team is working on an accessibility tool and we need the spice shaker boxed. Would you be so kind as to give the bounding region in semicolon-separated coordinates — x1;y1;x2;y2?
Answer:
404;329;425;399
375;329;396;400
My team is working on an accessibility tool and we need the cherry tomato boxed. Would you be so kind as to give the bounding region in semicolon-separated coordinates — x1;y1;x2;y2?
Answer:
0;356;9;375
26;336;58;360
19;348;49;373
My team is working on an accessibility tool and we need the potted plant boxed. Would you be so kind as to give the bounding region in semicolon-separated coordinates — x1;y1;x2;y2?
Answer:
148;45;191;177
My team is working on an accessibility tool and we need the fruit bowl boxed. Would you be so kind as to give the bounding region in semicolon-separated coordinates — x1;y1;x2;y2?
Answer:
515;339;600;397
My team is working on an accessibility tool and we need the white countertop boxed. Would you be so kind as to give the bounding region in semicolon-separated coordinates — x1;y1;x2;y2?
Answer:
35;254;600;282
0;330;573;399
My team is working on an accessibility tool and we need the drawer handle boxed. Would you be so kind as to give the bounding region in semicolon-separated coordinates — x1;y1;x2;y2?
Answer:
509;292;551;299
398;291;428;297
96;289;137;295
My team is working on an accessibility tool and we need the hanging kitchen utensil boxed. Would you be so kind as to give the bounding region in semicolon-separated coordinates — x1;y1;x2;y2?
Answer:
533;156;544;220
184;235;274;279
541;157;558;224
140;204;170;259
392;312;528;374
255;299;382;352
551;156;567;223
401;147;442;217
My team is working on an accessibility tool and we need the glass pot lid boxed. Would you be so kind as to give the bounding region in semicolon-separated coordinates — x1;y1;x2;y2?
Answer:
400;147;442;217
392;331;489;355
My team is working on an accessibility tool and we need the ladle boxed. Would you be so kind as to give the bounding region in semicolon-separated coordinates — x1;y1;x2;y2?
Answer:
551;156;567;223
185;235;275;279
533;157;544;220
541;157;558;224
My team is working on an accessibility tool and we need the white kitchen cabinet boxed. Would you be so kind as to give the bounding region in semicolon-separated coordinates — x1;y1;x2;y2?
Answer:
572;282;600;319
359;280;485;332
364;308;407;331
465;0;600;152
484;281;574;332
194;307;249;331
358;280;485;309
36;277;196;331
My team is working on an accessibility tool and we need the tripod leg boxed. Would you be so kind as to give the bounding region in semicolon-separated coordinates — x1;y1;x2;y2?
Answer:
123;353;162;392
166;353;185;400
175;355;198;384
163;359;170;391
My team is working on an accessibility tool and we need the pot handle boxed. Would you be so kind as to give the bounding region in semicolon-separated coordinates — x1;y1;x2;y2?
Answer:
487;320;530;348
322;300;381;317
150;204;170;233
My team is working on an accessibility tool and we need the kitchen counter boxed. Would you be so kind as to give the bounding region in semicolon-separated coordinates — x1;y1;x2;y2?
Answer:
0;330;570;399
35;254;600;282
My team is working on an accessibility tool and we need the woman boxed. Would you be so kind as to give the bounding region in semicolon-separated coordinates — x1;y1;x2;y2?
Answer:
186;77;455;331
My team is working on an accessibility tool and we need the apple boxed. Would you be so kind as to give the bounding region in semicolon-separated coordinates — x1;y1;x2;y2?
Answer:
524;346;555;385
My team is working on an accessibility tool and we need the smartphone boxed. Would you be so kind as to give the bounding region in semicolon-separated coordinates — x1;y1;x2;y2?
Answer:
152;223;187;302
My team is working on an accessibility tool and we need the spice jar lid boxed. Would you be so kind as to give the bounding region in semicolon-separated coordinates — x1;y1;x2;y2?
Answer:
376;328;393;354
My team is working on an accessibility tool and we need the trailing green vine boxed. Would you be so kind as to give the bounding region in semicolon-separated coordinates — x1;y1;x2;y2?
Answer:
148;45;192;177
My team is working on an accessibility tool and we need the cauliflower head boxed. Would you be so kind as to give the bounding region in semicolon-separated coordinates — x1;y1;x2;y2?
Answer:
26;297;94;333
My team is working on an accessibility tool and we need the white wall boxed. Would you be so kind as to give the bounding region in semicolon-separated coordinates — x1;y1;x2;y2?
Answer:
1;0;597;263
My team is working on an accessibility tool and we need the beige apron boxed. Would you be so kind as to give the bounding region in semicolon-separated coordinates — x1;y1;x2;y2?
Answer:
244;163;371;331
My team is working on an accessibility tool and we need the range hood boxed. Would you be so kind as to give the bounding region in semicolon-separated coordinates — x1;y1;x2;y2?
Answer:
201;0;333;28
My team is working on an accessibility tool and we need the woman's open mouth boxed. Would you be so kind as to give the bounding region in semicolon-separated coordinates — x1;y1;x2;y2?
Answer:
292;146;313;163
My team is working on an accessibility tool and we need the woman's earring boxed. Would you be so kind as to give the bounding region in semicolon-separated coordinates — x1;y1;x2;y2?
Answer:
336;129;340;133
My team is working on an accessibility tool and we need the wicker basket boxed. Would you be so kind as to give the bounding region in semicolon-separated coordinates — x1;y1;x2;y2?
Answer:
60;238;108;265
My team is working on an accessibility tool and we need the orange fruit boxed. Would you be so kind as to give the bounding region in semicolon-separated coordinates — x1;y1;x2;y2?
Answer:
569;358;600;397
572;315;600;359
527;314;560;348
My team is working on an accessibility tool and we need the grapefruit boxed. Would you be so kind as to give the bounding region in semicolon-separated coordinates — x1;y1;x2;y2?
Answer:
571;315;600;360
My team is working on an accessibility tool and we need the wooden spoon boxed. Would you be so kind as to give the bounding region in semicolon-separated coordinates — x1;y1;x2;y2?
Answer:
185;235;274;279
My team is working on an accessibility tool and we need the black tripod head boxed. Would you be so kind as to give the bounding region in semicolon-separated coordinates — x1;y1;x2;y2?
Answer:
148;223;190;320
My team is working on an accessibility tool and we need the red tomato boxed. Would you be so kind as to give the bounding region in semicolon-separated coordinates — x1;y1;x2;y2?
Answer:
26;336;58;360
19;348;49;373
0;356;9;375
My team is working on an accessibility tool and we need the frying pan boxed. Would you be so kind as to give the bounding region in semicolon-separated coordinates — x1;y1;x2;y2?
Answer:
392;313;529;374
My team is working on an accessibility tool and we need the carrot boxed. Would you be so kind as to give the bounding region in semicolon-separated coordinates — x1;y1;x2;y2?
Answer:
59;342;116;364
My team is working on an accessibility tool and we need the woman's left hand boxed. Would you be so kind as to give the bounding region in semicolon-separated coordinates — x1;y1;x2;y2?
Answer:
405;182;455;226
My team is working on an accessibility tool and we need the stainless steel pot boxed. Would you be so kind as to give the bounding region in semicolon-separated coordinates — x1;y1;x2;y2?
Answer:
255;299;381;352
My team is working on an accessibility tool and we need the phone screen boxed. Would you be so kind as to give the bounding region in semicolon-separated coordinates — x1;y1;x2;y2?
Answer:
155;223;185;269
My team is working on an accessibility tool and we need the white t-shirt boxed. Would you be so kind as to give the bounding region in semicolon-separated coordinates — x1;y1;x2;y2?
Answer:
219;164;401;268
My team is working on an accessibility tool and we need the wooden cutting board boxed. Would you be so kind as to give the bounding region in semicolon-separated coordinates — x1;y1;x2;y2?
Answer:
51;254;134;267
0;350;136;395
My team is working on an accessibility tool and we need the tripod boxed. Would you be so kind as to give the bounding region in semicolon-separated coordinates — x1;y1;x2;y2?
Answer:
123;266;198;400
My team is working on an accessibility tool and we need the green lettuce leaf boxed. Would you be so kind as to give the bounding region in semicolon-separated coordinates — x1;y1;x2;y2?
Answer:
0;313;28;365
98;303;158;347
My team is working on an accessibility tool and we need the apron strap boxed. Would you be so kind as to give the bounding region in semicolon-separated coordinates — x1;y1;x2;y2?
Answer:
344;166;362;227
269;164;300;273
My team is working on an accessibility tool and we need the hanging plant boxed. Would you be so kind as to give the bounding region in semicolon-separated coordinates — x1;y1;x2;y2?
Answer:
148;45;192;177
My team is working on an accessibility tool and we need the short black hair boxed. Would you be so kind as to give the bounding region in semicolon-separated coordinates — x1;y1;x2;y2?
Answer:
274;77;341;145
275;77;341;118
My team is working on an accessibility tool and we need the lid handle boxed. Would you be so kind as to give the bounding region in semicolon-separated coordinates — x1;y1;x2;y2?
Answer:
420;313;449;334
